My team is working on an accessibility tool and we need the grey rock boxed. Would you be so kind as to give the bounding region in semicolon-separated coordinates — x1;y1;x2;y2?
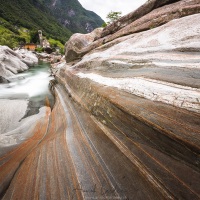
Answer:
0;46;38;79
0;46;28;78
65;28;103;63
0;76;10;83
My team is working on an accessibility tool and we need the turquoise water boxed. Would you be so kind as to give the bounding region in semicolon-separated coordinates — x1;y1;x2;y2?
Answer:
0;61;53;100
0;61;54;116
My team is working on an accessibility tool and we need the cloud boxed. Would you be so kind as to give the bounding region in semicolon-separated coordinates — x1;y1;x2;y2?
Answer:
78;0;147;21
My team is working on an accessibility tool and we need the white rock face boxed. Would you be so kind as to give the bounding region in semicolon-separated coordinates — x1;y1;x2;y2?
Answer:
0;104;50;150
15;48;38;66
0;46;28;78
0;46;38;79
0;99;28;134
77;73;200;113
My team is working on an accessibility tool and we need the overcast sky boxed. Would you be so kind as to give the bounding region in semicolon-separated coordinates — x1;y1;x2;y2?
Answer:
78;0;147;21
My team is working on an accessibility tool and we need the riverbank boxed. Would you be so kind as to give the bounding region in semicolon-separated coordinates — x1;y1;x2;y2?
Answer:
0;57;54;197
0;46;38;81
0;46;57;138
0;61;54;142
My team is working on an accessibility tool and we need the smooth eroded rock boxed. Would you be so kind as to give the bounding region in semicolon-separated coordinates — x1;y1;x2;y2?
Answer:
15;49;38;66
1;1;200;199
65;28;103;62
0;46;28;78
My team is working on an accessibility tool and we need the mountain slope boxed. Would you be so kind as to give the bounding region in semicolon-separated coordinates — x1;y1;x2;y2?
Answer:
0;0;104;47
39;0;104;33
0;0;72;43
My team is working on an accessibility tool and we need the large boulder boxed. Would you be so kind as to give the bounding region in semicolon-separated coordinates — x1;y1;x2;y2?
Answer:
15;49;38;66
65;28;103;63
0;46;29;78
0;46;39;79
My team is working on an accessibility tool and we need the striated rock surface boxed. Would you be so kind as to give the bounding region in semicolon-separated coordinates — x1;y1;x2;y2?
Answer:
56;2;200;199
0;1;200;199
0;105;51;198
0;99;28;134
70;14;200;113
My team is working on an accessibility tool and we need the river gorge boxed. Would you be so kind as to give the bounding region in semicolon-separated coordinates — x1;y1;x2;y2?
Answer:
0;0;200;199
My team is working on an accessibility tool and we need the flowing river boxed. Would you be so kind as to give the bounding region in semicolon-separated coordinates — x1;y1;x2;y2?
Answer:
0;61;54;118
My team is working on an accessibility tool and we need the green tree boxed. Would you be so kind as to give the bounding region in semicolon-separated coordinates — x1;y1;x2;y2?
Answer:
106;11;122;25
101;22;107;28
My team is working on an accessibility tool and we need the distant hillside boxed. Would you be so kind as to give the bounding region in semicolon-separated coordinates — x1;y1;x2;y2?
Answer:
0;0;72;44
0;0;104;48
39;0;104;33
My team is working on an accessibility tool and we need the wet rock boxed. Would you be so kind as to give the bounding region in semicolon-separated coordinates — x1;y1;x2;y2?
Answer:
0;76;10;83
